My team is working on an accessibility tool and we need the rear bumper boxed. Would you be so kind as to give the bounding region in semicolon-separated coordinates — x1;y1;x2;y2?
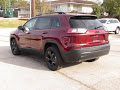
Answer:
61;44;110;62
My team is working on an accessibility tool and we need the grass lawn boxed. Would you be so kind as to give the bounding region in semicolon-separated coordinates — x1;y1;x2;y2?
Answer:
0;19;27;28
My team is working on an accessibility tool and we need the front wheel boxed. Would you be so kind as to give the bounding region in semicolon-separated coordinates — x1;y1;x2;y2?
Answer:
115;28;120;34
45;46;63;71
10;39;21;55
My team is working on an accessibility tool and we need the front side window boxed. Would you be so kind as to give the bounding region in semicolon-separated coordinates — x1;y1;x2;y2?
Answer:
24;18;37;30
36;17;51;29
99;20;107;23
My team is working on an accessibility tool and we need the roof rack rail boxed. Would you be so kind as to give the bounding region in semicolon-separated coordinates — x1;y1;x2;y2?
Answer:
36;12;66;16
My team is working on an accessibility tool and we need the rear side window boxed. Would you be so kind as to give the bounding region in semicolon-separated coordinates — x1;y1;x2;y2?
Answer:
51;17;61;28
69;16;104;30
36;17;51;29
35;17;60;29
108;20;113;23
114;20;119;23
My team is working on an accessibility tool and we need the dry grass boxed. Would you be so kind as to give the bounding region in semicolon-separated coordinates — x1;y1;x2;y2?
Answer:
0;19;27;28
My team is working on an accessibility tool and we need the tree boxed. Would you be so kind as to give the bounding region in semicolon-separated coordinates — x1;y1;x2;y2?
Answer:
70;10;78;13
35;0;55;14
92;4;105;18
14;0;29;8
0;0;17;9
47;8;55;13
103;0;120;19
0;0;29;9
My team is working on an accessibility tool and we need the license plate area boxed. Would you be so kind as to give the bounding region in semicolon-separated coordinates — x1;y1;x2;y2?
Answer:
92;35;100;42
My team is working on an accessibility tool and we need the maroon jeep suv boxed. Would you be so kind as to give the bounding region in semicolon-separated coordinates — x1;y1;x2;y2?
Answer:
10;12;110;70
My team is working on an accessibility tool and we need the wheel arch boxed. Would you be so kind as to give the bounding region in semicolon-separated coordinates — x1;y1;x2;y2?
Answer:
10;36;19;47
10;37;16;45
10;37;16;41
44;41;62;54
117;26;120;29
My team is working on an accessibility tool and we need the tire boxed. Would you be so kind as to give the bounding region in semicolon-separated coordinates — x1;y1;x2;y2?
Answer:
10;39;21;55
86;58;99;62
45;46;63;71
115;28;120;34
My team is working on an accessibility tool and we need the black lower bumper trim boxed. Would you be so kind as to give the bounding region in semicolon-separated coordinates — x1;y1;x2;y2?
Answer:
61;44;110;62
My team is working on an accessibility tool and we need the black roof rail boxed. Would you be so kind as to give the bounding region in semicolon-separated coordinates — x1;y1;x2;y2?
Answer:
36;12;66;16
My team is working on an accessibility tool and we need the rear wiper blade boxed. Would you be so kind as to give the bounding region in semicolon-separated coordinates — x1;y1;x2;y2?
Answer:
94;26;103;29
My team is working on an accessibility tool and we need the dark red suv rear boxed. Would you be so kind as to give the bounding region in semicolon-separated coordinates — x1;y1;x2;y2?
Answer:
10;12;110;70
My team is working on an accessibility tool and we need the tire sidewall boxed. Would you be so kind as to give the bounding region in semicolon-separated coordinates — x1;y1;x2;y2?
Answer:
45;47;62;71
11;39;20;55
115;28;120;34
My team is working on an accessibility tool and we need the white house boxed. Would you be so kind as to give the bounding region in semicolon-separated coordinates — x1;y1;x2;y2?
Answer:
51;0;96;13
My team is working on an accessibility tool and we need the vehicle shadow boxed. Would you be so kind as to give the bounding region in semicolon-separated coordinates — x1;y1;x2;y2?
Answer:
0;46;49;71
0;46;82;71
109;32;120;35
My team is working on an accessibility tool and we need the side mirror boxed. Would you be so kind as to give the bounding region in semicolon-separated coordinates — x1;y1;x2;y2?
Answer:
107;22;110;24
24;27;30;34
18;26;24;30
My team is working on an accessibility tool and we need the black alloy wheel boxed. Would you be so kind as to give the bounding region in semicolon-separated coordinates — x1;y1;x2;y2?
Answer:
45;47;63;71
11;39;21;55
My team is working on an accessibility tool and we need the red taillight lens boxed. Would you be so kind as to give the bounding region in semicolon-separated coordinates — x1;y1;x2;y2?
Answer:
67;28;87;34
74;46;81;49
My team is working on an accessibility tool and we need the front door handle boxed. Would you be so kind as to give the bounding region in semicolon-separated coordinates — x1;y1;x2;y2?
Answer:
43;32;47;34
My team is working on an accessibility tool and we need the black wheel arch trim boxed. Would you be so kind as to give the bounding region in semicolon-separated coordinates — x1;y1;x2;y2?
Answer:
10;36;20;48
44;40;67;62
43;40;62;53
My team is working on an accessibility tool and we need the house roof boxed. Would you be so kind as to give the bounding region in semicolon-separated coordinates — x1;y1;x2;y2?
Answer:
51;0;96;5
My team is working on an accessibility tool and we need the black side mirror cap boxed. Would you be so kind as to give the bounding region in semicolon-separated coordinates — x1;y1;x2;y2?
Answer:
18;26;25;30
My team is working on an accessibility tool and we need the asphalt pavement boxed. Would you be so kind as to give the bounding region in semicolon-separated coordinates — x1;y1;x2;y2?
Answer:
0;28;120;90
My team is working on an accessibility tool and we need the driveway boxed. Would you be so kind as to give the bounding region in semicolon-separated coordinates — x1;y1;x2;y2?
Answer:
0;28;120;90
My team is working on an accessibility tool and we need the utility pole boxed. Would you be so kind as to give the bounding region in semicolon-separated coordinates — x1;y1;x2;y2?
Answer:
30;0;32;18
50;0;51;8
32;0;35;17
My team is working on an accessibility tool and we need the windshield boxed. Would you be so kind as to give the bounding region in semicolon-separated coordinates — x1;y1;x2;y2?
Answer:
99;20;107;23
69;18;104;30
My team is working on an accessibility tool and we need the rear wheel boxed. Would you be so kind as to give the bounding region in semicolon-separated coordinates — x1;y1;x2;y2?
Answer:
115;28;120;34
86;58;99;62
45;46;63;71
10;39;21;55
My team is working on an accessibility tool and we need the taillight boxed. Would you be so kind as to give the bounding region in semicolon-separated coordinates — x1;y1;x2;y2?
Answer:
73;46;81;49
67;28;87;34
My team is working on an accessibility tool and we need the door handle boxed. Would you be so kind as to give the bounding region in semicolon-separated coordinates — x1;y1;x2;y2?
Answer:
43;32;47;34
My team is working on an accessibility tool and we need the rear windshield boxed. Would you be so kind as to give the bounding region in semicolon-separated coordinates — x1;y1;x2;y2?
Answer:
69;17;104;30
99;20;107;23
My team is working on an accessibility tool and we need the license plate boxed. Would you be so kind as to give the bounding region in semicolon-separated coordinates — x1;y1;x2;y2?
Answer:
92;35;100;42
